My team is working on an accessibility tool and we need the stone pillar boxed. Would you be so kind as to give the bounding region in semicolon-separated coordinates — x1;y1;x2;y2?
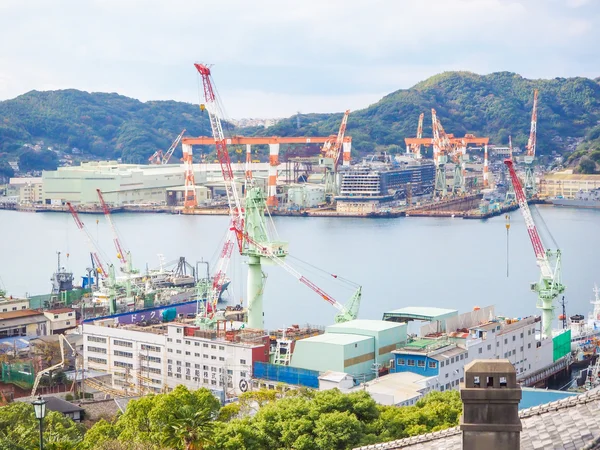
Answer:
460;360;522;450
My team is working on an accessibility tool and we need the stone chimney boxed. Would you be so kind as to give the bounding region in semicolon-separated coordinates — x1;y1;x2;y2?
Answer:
460;359;522;450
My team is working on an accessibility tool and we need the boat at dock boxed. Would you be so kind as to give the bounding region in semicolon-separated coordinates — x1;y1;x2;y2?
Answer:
551;188;600;209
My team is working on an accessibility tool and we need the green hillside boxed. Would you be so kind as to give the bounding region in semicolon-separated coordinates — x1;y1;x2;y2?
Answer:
263;72;600;159
0;89;216;165
1;72;599;173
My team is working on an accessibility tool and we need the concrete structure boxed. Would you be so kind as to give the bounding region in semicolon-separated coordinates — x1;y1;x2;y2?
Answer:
166;186;211;206
540;170;600;199
291;320;407;378
383;306;458;331
43;308;77;334
0;296;29;313
290;333;374;376
318;371;355;391
460;360;522;450
326;319;407;366
42;160;276;206
0;310;49;337
82;319;269;398
360;371;436;407
7;177;43;203
287;184;325;208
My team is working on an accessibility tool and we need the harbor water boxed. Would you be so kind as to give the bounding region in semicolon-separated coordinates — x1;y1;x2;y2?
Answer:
1;206;599;330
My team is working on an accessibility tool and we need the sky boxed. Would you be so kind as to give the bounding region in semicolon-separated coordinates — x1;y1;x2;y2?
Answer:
0;0;599;119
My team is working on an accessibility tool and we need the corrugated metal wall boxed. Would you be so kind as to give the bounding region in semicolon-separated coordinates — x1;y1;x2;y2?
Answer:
253;362;319;388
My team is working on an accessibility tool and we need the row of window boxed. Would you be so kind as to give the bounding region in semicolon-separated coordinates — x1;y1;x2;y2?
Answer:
87;336;107;343
440;377;464;392
89;357;107;365
87;346;107;354
439;352;468;368
114;350;133;358
397;359;437;369
114;339;133;348
141;344;161;352
166;337;225;352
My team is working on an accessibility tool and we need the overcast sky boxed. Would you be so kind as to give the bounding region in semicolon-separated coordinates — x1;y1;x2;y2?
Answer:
0;0;598;118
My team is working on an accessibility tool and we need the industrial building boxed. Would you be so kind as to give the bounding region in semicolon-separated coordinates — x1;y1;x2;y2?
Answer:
540;170;600;199
290;319;407;377
7;177;43;204
40;161;275;206
82;318;269;399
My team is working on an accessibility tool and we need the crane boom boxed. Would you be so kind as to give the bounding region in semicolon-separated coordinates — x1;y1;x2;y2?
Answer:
504;159;551;276
324;110;350;169
234;225;358;319
526;89;538;157
31;334;76;396
67;202;108;278
162;129;186;164
97;189;127;266
194;63;244;252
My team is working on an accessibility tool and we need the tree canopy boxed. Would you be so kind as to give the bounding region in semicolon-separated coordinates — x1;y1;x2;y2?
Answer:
1;72;599;166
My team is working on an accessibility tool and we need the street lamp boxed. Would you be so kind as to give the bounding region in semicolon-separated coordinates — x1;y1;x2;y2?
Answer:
31;395;46;450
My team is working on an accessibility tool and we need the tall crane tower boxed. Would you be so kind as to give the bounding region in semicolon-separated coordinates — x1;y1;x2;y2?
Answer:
406;113;424;159
505;159;564;339
319;110;350;200
431;109;451;197
524;89;539;198
194;64;361;329
505;136;516;204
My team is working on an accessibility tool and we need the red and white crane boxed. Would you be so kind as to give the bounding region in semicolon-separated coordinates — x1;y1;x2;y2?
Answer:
96;189;130;271
505;158;563;339
66;202;108;279
524;89;539;197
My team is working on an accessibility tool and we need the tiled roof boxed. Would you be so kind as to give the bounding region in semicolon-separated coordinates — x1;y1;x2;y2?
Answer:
354;388;600;450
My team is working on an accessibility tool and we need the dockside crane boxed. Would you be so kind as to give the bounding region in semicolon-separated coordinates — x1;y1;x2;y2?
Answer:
319;110;350;200
505;136;516;204
67;202;108;280
97;189;134;274
148;129;186;165
505;158;564;339
406;113;425;159
194;63;361;328
431;109;451;197
524;89;539;198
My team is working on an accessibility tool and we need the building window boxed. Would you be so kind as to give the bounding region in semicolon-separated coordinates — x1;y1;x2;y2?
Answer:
417;360;425;368
176;339;181;344
185;340;191;345
428;361;437;369
203;354;208;359
167;338;172;342
451;357;455;364
528;343;531;349
478;348;482;354
176;328;182;334
512;349;516;355
176;361;182;366
520;346;523;352
211;345;216;349
520;333;524;338
211;367;217;372
211;356;216;360
114;350;133;358
186;351;191;356
219;357;225;361
54;314;58;319
203;343;208;348
194;353;200;357
66;321;71;326
176;350;182;354
440;361;444;367
148;368;161;374
141;344;161;352
195;342;200;347
219;346;225;350
407;359;415;367
504;338;508;344
88;357;106;364
87;346;106;354
167;349;173;353
240;359;247;365
397;358;405;365
114;340;133;348
240;371;247;378
87;336;107;343
512;336;516;342
114;361;133;369
487;344;491;351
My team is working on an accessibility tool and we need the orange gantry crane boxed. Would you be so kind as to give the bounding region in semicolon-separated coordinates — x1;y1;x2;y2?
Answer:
405;113;425;158
404;111;489;196
319;110;350;198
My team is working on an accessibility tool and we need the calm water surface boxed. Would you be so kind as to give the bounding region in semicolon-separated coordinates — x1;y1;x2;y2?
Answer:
1;206;599;330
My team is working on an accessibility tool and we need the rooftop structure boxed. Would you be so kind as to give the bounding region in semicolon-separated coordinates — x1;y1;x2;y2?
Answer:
355;361;600;450
383;306;458;329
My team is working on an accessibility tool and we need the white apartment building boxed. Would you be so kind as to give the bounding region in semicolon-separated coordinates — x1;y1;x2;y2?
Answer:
82;319;269;400
43;308;77;334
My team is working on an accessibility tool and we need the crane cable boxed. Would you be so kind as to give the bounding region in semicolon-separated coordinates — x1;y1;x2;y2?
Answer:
286;254;359;288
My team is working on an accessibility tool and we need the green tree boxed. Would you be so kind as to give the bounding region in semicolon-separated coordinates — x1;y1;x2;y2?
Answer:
162;404;215;450
578;156;597;174
18;149;58;171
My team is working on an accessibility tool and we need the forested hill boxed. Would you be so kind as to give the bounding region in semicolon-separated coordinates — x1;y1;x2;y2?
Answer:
263;71;600;157
1;72;600;170
0;89;214;164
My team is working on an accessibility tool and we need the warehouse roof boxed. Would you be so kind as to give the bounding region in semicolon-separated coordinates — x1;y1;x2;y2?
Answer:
382;307;457;323
543;171;600;181
298;333;372;346
327;320;405;333
0;309;44;320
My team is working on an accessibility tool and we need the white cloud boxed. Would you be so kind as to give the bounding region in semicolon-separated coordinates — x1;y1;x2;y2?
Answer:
0;0;598;118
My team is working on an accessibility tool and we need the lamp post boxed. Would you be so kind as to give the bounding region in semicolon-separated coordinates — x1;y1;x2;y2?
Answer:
32;395;46;450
